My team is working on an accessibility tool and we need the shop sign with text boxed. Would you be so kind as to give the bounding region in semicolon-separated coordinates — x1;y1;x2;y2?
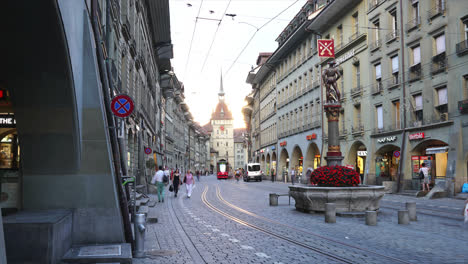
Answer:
279;141;287;147
306;133;317;140
409;132;425;140
377;136;397;143
357;151;367;156
0;115;16;128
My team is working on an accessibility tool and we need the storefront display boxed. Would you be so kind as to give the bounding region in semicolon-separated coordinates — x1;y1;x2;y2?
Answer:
375;151;399;181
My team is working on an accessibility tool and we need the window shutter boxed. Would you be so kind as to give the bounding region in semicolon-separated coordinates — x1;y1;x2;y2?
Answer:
436;34;446;54
413;46;421;65
375;64;381;79
377;106;383;129
392;56;399;73
438;88;447;105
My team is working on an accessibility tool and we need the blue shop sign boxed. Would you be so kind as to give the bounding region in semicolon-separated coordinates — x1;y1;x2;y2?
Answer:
271;146;276;150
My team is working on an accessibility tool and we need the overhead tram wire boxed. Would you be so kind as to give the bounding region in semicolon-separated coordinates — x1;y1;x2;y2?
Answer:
200;0;233;72
224;0;301;77
184;0;205;78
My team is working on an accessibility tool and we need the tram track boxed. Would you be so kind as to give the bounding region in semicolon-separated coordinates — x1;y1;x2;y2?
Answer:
211;184;414;264
202;186;374;264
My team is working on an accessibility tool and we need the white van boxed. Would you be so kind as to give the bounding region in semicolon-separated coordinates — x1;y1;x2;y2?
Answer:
244;163;263;182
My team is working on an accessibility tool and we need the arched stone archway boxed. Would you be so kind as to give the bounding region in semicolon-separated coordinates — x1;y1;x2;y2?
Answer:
304;143;320;170
347;141;367;183
266;153;271;176
256;155;260;163
261;154;266;173
410;139;449;187
291;146;304;183
374;144;401;184
278;149;289;182
271;152;277;180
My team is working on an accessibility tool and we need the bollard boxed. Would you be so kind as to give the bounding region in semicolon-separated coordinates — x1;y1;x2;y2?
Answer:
406;202;417;221
269;193;278;206
398;210;410;225
134;213;146;258
325;203;336;223
365;211;377;226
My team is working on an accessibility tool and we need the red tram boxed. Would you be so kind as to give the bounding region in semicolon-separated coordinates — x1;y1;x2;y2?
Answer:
217;159;229;179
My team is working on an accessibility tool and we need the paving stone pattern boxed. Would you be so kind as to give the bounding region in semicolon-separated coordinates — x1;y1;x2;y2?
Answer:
134;176;468;264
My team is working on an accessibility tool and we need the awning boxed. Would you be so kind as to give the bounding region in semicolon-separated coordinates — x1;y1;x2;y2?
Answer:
426;146;449;154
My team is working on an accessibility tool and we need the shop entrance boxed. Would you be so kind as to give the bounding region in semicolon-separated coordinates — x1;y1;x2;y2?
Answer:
291;146;303;182
279;149;289;182
411;139;449;189
304;143;321;170
266;153;270;176
375;144;400;184
271;152;277;180
348;141;367;183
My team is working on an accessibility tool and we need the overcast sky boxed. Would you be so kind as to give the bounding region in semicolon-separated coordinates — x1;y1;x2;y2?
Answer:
169;0;303;127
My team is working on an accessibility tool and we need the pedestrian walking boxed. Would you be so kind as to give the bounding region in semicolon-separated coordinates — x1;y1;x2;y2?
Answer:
290;167;296;185
196;170;200;182
172;169;182;197
184;170;194;198
419;163;430;191
151;165;166;202
271;168;275;182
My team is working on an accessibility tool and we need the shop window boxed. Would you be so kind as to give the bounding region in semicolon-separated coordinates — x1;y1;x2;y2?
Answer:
0;134;19;169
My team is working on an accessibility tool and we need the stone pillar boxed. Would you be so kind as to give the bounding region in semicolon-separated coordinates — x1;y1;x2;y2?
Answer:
324;104;343;166
325;203;336;223
398;210;410;225
406;202;417;221
365;211;377;226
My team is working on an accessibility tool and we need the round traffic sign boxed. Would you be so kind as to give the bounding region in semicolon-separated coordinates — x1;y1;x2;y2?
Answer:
111;94;134;118
144;147;152;155
394;151;401;158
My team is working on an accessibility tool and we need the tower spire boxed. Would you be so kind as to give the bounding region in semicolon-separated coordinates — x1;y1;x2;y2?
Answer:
218;70;225;100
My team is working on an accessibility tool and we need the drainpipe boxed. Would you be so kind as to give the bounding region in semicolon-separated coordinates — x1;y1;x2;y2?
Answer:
396;0;407;192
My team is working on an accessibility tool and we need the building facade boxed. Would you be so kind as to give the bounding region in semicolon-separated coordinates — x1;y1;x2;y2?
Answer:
233;128;248;170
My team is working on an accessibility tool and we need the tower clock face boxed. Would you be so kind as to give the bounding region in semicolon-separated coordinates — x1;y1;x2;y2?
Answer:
220;126;224;131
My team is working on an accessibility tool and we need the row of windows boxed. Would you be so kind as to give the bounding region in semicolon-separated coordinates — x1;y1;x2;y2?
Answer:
261;124;277;147
278;69;318;106
278;99;321;136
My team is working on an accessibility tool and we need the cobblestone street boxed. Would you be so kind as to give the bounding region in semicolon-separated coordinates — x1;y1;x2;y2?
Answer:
134;175;468;264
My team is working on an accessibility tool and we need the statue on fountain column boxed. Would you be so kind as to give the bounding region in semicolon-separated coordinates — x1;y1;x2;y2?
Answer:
322;60;342;103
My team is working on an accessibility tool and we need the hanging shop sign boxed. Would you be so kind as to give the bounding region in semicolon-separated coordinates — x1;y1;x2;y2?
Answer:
409;132;425;140
377;136;397;143
271;146;276;150
306;133;317;140
279;141;287;147
317;39;335;58
0;115;16;128
111;94;134;118
357;151;367;156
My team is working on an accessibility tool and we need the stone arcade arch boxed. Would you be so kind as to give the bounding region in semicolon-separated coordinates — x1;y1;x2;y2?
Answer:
278;148;289;182
271;151;277;180
410;139;449;188
347;141;367;183
261;154;266;173
291;145;304;182
266;153;271;176
374;144;401;184
0;1;126;259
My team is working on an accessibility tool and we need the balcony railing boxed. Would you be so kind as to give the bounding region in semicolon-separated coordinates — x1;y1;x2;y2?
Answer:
385;30;398;43
406;16;420;33
408;63;422;81
351;124;364;134
428;1;445;20
371;81;383;95
349;32;362;42
431;52;447;75
351;85;362;97
387;74;399;89
121;16;131;41
369;39;381;51
456;40;468;56
368;0;383;11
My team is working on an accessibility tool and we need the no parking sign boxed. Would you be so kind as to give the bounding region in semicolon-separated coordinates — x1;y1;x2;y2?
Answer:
111;94;134;118
144;147;152;155
394;151;401;158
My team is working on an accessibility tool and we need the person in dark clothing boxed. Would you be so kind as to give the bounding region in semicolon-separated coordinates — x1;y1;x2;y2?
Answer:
172;169;182;197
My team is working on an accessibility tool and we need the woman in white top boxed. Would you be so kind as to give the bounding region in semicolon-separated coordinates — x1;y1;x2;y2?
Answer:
420;163;430;191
